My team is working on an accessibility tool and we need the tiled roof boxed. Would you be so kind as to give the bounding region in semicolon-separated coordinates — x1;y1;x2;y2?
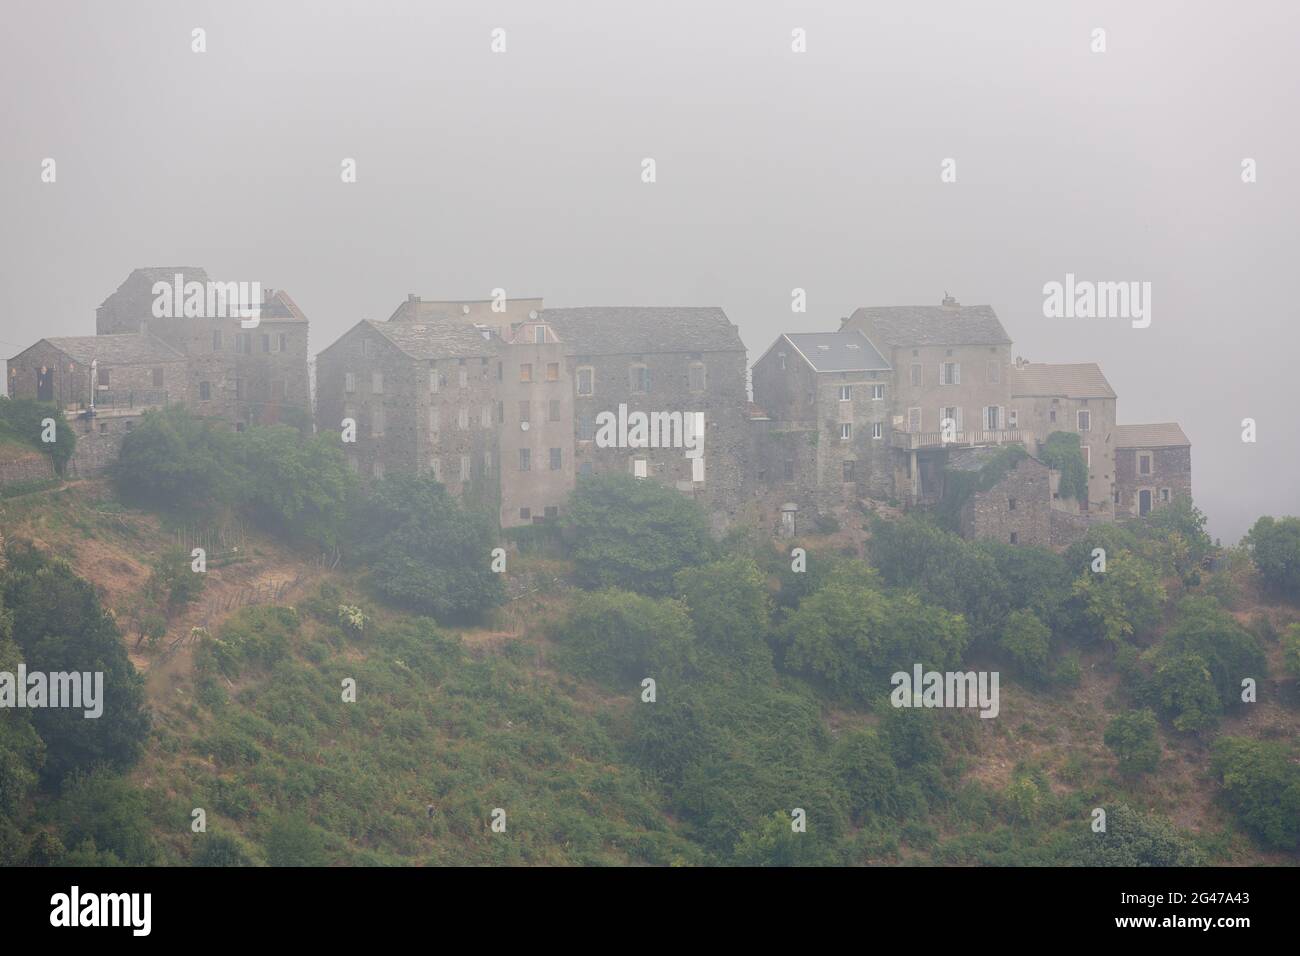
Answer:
1113;423;1190;448
257;289;309;323
1009;362;1115;399
540;307;745;355
845;304;1012;348
780;331;890;372
38;333;184;365
363;320;499;360
99;267;209;307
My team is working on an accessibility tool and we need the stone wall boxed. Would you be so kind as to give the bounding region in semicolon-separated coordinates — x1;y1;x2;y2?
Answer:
1115;444;1192;516
0;449;55;486
960;456;1052;547
1015;394;1116;516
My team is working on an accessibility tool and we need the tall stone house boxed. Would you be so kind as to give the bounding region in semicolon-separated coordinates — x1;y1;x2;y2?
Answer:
750;331;892;513
1008;362;1117;516
315;298;747;529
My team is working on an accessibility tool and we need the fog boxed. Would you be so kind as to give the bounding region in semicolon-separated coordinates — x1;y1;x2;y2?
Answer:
3;0;1296;541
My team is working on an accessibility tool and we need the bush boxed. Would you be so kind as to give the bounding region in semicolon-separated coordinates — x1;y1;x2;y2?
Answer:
1103;709;1160;777
1211;737;1300;850
1243;515;1300;598
999;609;1052;680
0;397;75;475
565;473;715;597
1040;432;1088;502
554;589;695;685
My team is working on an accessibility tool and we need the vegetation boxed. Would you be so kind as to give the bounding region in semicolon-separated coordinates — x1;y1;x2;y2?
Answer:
0;397;76;475
1039;431;1088;502
1244;515;1300;598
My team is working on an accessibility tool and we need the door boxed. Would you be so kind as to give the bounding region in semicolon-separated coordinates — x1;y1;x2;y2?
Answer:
37;366;53;401
1138;489;1152;516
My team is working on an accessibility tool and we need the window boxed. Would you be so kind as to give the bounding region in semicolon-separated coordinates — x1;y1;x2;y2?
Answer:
212;330;222;351
688;362;707;391
632;458;647;478
941;362;960;385
1049;409;1057;424
152;368;164;387
345;372;356;393
1008;409;1018;428
1009;532;1018;545
778;352;786;370
577;367;594;396
546;362;559;382
910;364;922;387
429;458;441;481
98;422;108;434
1077;410;1091;432
1008;497;1017;511
1082;445;1091;467
458;407;469;430
1138;452;1152;476
457;366;468;388
544;506;558;519
839;385;852;402
579;461;594;477
842;460;854;482
372;371;383;394
238;333;252;354
908;407;922;432
373;461;384;479
519;448;531;472
872;422;883;440
518;400;530;423
630;364;650;393
371;407;385;436
987;361;1000;384
871;384;885;401
839;423;852;441
941;406;962;433
983;406;1002;430
482;405;493;428
519;507;531;521
261;334;271;353
279;333;288;352
484;452;492;476
549;399;561;422
783;459;795;481
497;401;504;424
429;408;439;433
199;381;211;401
460;455;470;482
100;368;111;387
1160;488;1171;502
360;339;370;358
578;414;594;441
550;448;562;471
520;363;533;383
429;368;439;392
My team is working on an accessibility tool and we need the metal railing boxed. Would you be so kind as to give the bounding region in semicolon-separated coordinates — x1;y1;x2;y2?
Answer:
891;428;1026;450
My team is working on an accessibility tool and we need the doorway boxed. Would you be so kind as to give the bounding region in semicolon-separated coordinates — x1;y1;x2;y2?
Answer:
1138;489;1152;516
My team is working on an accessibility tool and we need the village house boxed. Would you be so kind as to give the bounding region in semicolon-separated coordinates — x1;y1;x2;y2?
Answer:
1113;423;1192;517
750;330;893;513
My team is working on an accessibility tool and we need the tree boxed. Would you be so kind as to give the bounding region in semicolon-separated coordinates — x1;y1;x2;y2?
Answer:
1211;737;1300;850
1040;432;1088;502
1153;597;1266;709
566;473;715;597
1104;709;1161;777
1000;609;1052;680
145;546;205;616
113;405;245;514
1151;652;1220;732
1072;804;1201;866
1069;550;1165;645
1243;515;1300;598
782;562;968;703
238;425;358;548
555;589;696;685
1143;497;1213;574
674;556;772;672
350;473;503;622
1282;623;1300;685
0;397;76;475
263;812;327;866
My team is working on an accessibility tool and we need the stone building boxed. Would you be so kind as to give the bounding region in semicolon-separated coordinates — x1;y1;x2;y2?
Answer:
1009;361;1117;516
96;267;312;429
955;450;1053;548
840;297;1023;506
317;297;749;528
750;331;892;512
1113;423;1192;517
5;332;186;475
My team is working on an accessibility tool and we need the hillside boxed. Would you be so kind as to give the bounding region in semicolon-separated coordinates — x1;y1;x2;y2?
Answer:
1;470;1298;867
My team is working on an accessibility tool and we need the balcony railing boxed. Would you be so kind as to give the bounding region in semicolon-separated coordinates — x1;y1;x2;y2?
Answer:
66;389;169;415
891;428;1026;451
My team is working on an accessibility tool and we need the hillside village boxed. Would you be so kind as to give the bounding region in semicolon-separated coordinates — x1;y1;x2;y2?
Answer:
4;268;1190;549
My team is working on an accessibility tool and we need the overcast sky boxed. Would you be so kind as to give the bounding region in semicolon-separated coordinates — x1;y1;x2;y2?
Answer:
3;0;1296;541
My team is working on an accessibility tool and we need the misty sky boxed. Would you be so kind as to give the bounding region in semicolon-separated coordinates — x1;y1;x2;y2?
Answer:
3;0;1296;541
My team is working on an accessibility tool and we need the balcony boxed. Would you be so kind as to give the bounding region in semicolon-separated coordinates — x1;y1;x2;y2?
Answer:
65;389;169;418
891;429;1026;451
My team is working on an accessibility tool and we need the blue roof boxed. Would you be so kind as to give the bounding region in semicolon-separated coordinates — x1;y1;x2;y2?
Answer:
782;331;890;372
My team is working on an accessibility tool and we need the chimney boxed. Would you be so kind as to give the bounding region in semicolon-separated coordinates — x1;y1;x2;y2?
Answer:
407;293;420;303
264;287;275;303
941;292;960;311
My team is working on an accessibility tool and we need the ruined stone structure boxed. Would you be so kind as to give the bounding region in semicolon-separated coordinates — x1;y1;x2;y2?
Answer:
957;452;1053;548
750;331;892;513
